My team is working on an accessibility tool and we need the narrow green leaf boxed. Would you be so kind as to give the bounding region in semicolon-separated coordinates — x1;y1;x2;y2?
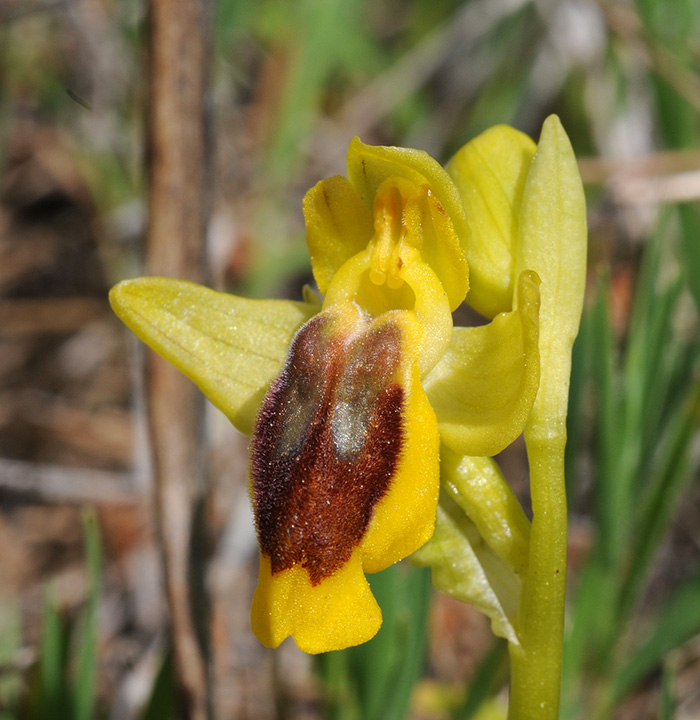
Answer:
660;660;675;720
349;564;431;720
0;599;22;714
38;587;68;720
562;558;619;713
140;648;176;720
620;380;700;621
565;299;593;509
589;279;626;567
612;573;700;704
72;509;102;720
454;638;507;720
678;204;700;312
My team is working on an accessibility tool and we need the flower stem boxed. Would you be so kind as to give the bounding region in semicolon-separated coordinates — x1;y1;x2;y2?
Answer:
508;433;567;720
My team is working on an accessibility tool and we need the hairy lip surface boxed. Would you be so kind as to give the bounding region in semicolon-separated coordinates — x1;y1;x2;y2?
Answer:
251;309;405;586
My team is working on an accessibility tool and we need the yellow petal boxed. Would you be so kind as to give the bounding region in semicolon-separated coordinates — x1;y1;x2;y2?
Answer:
109;277;316;435
440;447;530;576
303;175;374;294
372;177;468;310
447;125;536;318
423;270;540;456
249;302;439;652
346;136;470;305
514;114;587;433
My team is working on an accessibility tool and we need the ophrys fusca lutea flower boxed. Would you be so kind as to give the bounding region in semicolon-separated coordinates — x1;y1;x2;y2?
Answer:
110;126;548;654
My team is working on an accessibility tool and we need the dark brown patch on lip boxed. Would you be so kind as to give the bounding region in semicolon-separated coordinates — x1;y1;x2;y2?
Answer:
251;309;405;585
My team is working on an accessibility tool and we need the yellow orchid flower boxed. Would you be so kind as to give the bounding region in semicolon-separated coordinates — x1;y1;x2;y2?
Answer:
109;132;543;655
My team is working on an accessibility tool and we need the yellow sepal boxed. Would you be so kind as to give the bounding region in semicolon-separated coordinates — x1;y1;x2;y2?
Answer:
109;277;316;435
447;125;536;318
423;270;540;456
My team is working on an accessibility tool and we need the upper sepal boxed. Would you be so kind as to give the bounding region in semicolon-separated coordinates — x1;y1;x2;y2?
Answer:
447;125;536;318
343;136;470;310
109;277;316;435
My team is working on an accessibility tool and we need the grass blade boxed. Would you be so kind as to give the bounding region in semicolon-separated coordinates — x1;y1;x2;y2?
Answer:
453;638;506;720
72;509;102;720
612;573;700;705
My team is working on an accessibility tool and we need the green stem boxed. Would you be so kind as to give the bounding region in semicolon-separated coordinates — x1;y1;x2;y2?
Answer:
508;434;567;720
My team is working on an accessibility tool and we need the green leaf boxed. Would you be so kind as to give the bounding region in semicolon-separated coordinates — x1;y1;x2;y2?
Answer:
589;279;626;568
0;598;22;714
678;205;700;313
37;587;69;720
412;490;520;645
348;564;431;720
110;277;317;435
660;660;675;720
317;563;431;720
621;380;700;620
454;638;507;720
140;648;176;720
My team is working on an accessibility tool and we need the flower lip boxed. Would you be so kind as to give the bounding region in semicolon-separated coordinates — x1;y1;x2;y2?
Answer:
251;302;406;585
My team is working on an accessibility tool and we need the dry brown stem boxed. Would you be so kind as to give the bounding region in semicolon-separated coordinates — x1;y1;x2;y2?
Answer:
145;1;213;718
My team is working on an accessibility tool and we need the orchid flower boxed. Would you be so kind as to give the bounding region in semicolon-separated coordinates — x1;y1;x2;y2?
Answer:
110;116;585;703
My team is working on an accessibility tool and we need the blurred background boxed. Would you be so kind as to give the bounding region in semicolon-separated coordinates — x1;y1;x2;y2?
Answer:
1;0;700;718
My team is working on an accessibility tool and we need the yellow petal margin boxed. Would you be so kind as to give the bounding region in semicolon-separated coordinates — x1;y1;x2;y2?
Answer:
251;308;439;653
422;270;540;457
303;175;374;295
447;125;536;319
109;277;317;435
323;249;453;376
